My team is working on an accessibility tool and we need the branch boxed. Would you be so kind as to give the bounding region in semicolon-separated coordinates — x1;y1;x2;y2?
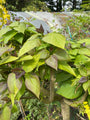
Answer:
64;91;88;107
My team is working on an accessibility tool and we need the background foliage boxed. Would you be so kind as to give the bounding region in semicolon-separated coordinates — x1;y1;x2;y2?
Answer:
5;0;90;12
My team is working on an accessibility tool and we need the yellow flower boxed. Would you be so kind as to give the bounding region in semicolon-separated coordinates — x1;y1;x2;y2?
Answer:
83;101;90;120
83;101;88;104
0;0;10;28
0;0;5;4
4;19;7;24
84;105;89;109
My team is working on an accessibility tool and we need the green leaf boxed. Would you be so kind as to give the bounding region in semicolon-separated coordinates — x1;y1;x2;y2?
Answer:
0;106;11;120
71;42;80;48
68;49;78;56
54;49;70;61
0;27;11;38
56;82;83;99
36;60;45;71
56;71;72;82
77;38;90;45
74;55;90;67
9;94;15;106
13;22;26;34
36;43;49;51
9;21;19;27
78;65;87;76
42;32;66;49
87;95;90;106
37;49;50;59
58;61;76;76
45;55;58;70
23;54;40;73
15;80;25;100
72;75;81;86
88;87;90;95
77;38;90;49
0;30;17;44
0;46;14;56
27;33;41;40
18;35;40;57
85;62;90;75
7;73;22;95
11;104;18;113
25;27;37;34
25;74;40;98
0;56;18;65
17;55;33;62
14;33;24;44
83;80;90;91
78;48;90;56
0;82;7;94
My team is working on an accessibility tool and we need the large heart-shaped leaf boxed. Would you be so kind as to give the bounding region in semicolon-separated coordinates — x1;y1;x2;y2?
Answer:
23;54;40;73
42;32;66;49
58;61;76;76
25;74;40;98
0;106;11;120
18;34;40;57
56;82;83;99
7;73;22;95
7;73;22;105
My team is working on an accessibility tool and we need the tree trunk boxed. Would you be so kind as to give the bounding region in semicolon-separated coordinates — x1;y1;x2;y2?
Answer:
72;0;77;10
56;0;62;11
61;100;70;120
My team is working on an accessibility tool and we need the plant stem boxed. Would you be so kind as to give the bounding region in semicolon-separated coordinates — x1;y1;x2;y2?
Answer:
64;91;88;107
49;69;55;103
76;113;86;120
18;99;26;120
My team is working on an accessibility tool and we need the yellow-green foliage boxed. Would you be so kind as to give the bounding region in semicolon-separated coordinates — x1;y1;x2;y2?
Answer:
0;0;10;28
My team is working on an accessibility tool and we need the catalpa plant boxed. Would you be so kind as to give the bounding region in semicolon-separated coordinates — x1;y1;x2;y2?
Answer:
0;21;90;120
